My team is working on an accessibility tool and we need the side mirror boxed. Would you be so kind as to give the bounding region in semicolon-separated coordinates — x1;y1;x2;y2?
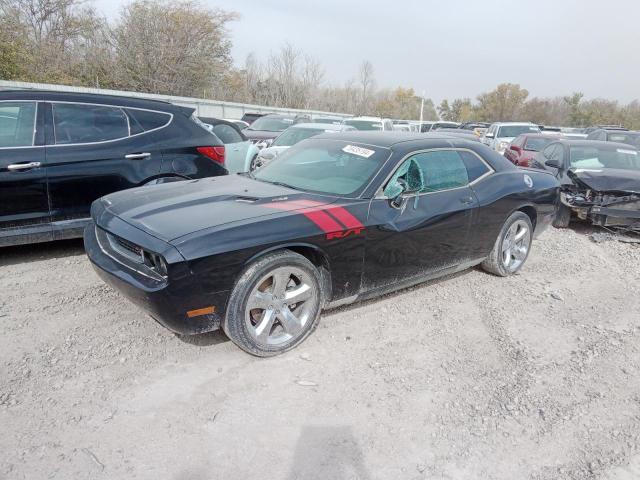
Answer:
545;158;562;169
509;145;521;153
485;132;495;139
390;178;418;209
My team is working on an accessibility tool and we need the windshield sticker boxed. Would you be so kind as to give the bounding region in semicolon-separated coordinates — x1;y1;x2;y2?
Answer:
342;145;376;158
617;148;637;155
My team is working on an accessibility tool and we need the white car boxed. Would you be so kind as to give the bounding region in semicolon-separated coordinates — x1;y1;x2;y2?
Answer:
252;123;355;170
342;116;394;131
482;122;541;154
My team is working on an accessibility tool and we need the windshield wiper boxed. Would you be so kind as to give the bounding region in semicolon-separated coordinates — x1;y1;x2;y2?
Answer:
257;178;301;191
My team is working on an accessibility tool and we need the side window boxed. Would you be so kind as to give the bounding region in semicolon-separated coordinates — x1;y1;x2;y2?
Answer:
384;150;469;197
0;102;37;148
212;124;243;144
542;144;557;160
53;104;128;145
459;150;491;182
542;144;564;165
126;109;171;131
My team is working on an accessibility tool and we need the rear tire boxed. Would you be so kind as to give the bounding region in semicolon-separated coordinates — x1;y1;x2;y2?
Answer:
224;251;324;357
481;211;533;277
553;203;571;228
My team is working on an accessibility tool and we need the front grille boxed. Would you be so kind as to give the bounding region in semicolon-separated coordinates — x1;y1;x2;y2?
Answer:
115;236;144;259
95;227;168;281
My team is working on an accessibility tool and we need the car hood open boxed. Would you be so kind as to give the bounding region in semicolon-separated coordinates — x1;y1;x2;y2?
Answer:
568;168;640;194
97;176;337;242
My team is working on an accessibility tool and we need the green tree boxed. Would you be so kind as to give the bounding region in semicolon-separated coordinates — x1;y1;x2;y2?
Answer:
476;83;529;121
112;0;237;96
563;92;586;126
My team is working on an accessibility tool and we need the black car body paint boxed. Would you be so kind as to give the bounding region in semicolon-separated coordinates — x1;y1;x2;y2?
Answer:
85;133;560;335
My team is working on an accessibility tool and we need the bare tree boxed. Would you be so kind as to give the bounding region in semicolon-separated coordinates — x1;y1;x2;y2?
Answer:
358;60;375;113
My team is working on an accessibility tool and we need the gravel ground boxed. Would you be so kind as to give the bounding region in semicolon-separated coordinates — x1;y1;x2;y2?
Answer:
1;226;640;480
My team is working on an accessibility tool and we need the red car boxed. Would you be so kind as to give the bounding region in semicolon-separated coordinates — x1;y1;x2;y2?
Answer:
504;134;559;167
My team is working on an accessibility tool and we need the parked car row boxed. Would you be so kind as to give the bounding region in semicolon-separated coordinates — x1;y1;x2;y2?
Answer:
2;87;638;356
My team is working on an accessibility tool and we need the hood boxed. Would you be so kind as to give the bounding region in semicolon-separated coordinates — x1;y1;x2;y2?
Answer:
242;129;281;141
568;168;640;194
98;176;337;242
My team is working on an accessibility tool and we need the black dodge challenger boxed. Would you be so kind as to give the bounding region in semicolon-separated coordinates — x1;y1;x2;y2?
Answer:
85;132;560;356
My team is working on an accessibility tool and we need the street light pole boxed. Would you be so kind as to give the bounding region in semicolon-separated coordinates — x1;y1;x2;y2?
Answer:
419;90;425;126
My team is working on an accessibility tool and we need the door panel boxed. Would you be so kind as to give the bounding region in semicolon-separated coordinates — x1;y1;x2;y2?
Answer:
363;188;478;292
43;102;164;237
0;101;51;245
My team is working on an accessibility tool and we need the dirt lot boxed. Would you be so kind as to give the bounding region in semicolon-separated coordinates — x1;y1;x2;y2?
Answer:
1;226;640;480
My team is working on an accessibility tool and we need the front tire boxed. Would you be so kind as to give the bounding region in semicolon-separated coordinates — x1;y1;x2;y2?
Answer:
224;251;323;357
481;211;533;277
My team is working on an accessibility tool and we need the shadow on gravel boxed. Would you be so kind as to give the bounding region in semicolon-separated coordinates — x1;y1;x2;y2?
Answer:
0;238;85;266
175;329;230;347
287;426;371;480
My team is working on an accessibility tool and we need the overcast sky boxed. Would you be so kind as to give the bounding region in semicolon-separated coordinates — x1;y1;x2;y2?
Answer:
96;0;640;104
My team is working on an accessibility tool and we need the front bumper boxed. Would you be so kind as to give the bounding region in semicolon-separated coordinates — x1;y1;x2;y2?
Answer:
84;221;227;335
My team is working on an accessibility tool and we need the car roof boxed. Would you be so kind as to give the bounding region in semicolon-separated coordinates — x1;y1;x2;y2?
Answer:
345;116;386;122
553;139;638;149
0;88;180;112
492;122;538;126
518;133;563;138
312;131;475;147
260;113;296;119
287;122;349;130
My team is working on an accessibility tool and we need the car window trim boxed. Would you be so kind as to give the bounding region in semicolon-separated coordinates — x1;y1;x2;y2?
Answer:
375;147;495;199
47;101;173;147
0;99;40;150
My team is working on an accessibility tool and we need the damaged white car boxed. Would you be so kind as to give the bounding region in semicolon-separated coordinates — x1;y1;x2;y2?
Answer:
533;139;640;232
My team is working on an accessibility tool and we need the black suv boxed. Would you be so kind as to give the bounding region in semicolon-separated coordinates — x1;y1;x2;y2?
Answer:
0;90;226;246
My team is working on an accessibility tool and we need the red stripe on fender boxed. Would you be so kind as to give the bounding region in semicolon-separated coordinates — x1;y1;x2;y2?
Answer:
300;209;343;233
266;199;363;230
324;206;363;229
263;200;343;233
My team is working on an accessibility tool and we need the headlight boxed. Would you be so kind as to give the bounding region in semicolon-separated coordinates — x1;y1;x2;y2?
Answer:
256;139;273;149
499;141;509;150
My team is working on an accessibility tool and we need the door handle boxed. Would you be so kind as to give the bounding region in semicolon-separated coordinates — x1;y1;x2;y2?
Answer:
125;152;151;160
460;196;475;205
7;162;41;171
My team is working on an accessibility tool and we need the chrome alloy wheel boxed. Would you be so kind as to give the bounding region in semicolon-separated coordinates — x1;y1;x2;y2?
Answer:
245;266;318;346
501;219;531;272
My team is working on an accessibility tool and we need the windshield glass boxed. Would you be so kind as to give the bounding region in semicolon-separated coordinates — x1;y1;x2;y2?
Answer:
253;138;390;196
569;146;640;170
498;125;540;138
524;137;554;151
249;116;294;132
343;120;383;131
607;133;640;147
272;127;326;147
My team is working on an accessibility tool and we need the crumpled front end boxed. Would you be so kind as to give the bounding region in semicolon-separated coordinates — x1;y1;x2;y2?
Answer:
561;189;640;232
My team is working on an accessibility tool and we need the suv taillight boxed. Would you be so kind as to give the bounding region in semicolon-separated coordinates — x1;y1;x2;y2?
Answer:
197;146;225;165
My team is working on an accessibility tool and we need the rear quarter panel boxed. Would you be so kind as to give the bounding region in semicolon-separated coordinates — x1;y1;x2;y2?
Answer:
468;169;559;258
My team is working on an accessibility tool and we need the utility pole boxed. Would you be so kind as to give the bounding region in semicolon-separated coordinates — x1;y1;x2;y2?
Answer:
419;90;425;126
